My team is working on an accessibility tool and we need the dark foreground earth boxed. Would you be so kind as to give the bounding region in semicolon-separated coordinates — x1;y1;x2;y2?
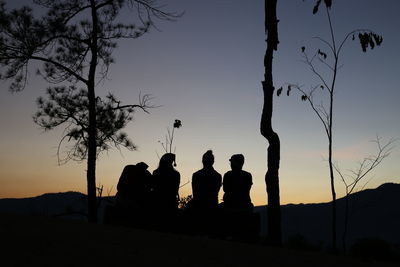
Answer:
0;213;397;267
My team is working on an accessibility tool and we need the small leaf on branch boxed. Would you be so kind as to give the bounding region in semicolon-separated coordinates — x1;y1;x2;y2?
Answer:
318;49;327;59
323;0;332;8
358;33;368;52
277;87;283;97
313;0;322;14
287;85;292;96
301;46;305;53
369;36;375;50
301;95;308;101
373;33;383;46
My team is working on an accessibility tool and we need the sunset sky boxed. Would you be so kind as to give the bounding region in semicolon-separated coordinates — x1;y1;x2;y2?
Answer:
0;0;399;205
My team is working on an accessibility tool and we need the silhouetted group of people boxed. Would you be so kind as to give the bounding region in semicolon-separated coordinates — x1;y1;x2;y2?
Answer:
115;153;180;214
190;151;254;213
108;150;258;238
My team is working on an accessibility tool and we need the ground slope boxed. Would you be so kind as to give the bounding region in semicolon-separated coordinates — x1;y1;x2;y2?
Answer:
0;213;396;267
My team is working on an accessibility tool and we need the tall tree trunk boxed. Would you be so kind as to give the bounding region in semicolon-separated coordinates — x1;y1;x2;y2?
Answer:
87;0;99;223
328;135;337;251
261;0;281;245
328;17;338;249
342;193;349;252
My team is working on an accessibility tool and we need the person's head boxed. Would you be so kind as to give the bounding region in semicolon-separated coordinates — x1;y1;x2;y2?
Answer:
229;154;244;171
159;153;176;169
202;150;214;167
136;162;149;170
120;164;136;179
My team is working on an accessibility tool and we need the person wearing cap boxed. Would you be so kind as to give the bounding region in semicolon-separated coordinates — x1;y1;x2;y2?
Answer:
222;154;253;211
152;153;181;212
191;150;222;211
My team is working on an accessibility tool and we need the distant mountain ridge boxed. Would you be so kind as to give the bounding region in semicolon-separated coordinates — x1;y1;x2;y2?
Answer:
1;183;399;248
0;191;113;222
0;191;88;220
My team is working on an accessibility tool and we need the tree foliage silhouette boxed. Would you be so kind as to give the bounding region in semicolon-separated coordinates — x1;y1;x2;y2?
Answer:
33;86;154;164
0;0;180;223
261;0;281;245
283;0;383;251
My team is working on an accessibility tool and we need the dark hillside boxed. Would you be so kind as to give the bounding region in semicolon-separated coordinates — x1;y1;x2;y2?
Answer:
1;183;399;248
256;183;400;247
0;213;396;267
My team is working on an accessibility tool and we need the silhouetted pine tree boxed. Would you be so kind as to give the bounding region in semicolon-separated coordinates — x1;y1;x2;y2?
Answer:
0;0;180;223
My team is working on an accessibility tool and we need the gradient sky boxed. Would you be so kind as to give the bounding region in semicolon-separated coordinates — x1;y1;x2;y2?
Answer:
0;0;399;205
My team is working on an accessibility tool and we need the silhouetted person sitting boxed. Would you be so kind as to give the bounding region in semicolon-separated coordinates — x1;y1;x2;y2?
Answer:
222;154;253;212
115;162;152;210
191;150;222;211
152;153;181;212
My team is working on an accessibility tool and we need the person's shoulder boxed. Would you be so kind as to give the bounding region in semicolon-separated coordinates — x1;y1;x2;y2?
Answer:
242;170;252;178
172;169;180;177
223;170;233;177
192;170;201;180
211;169;222;178
193;169;203;176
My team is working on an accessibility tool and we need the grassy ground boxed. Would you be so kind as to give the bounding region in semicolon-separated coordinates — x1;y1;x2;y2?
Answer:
0;213;396;267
